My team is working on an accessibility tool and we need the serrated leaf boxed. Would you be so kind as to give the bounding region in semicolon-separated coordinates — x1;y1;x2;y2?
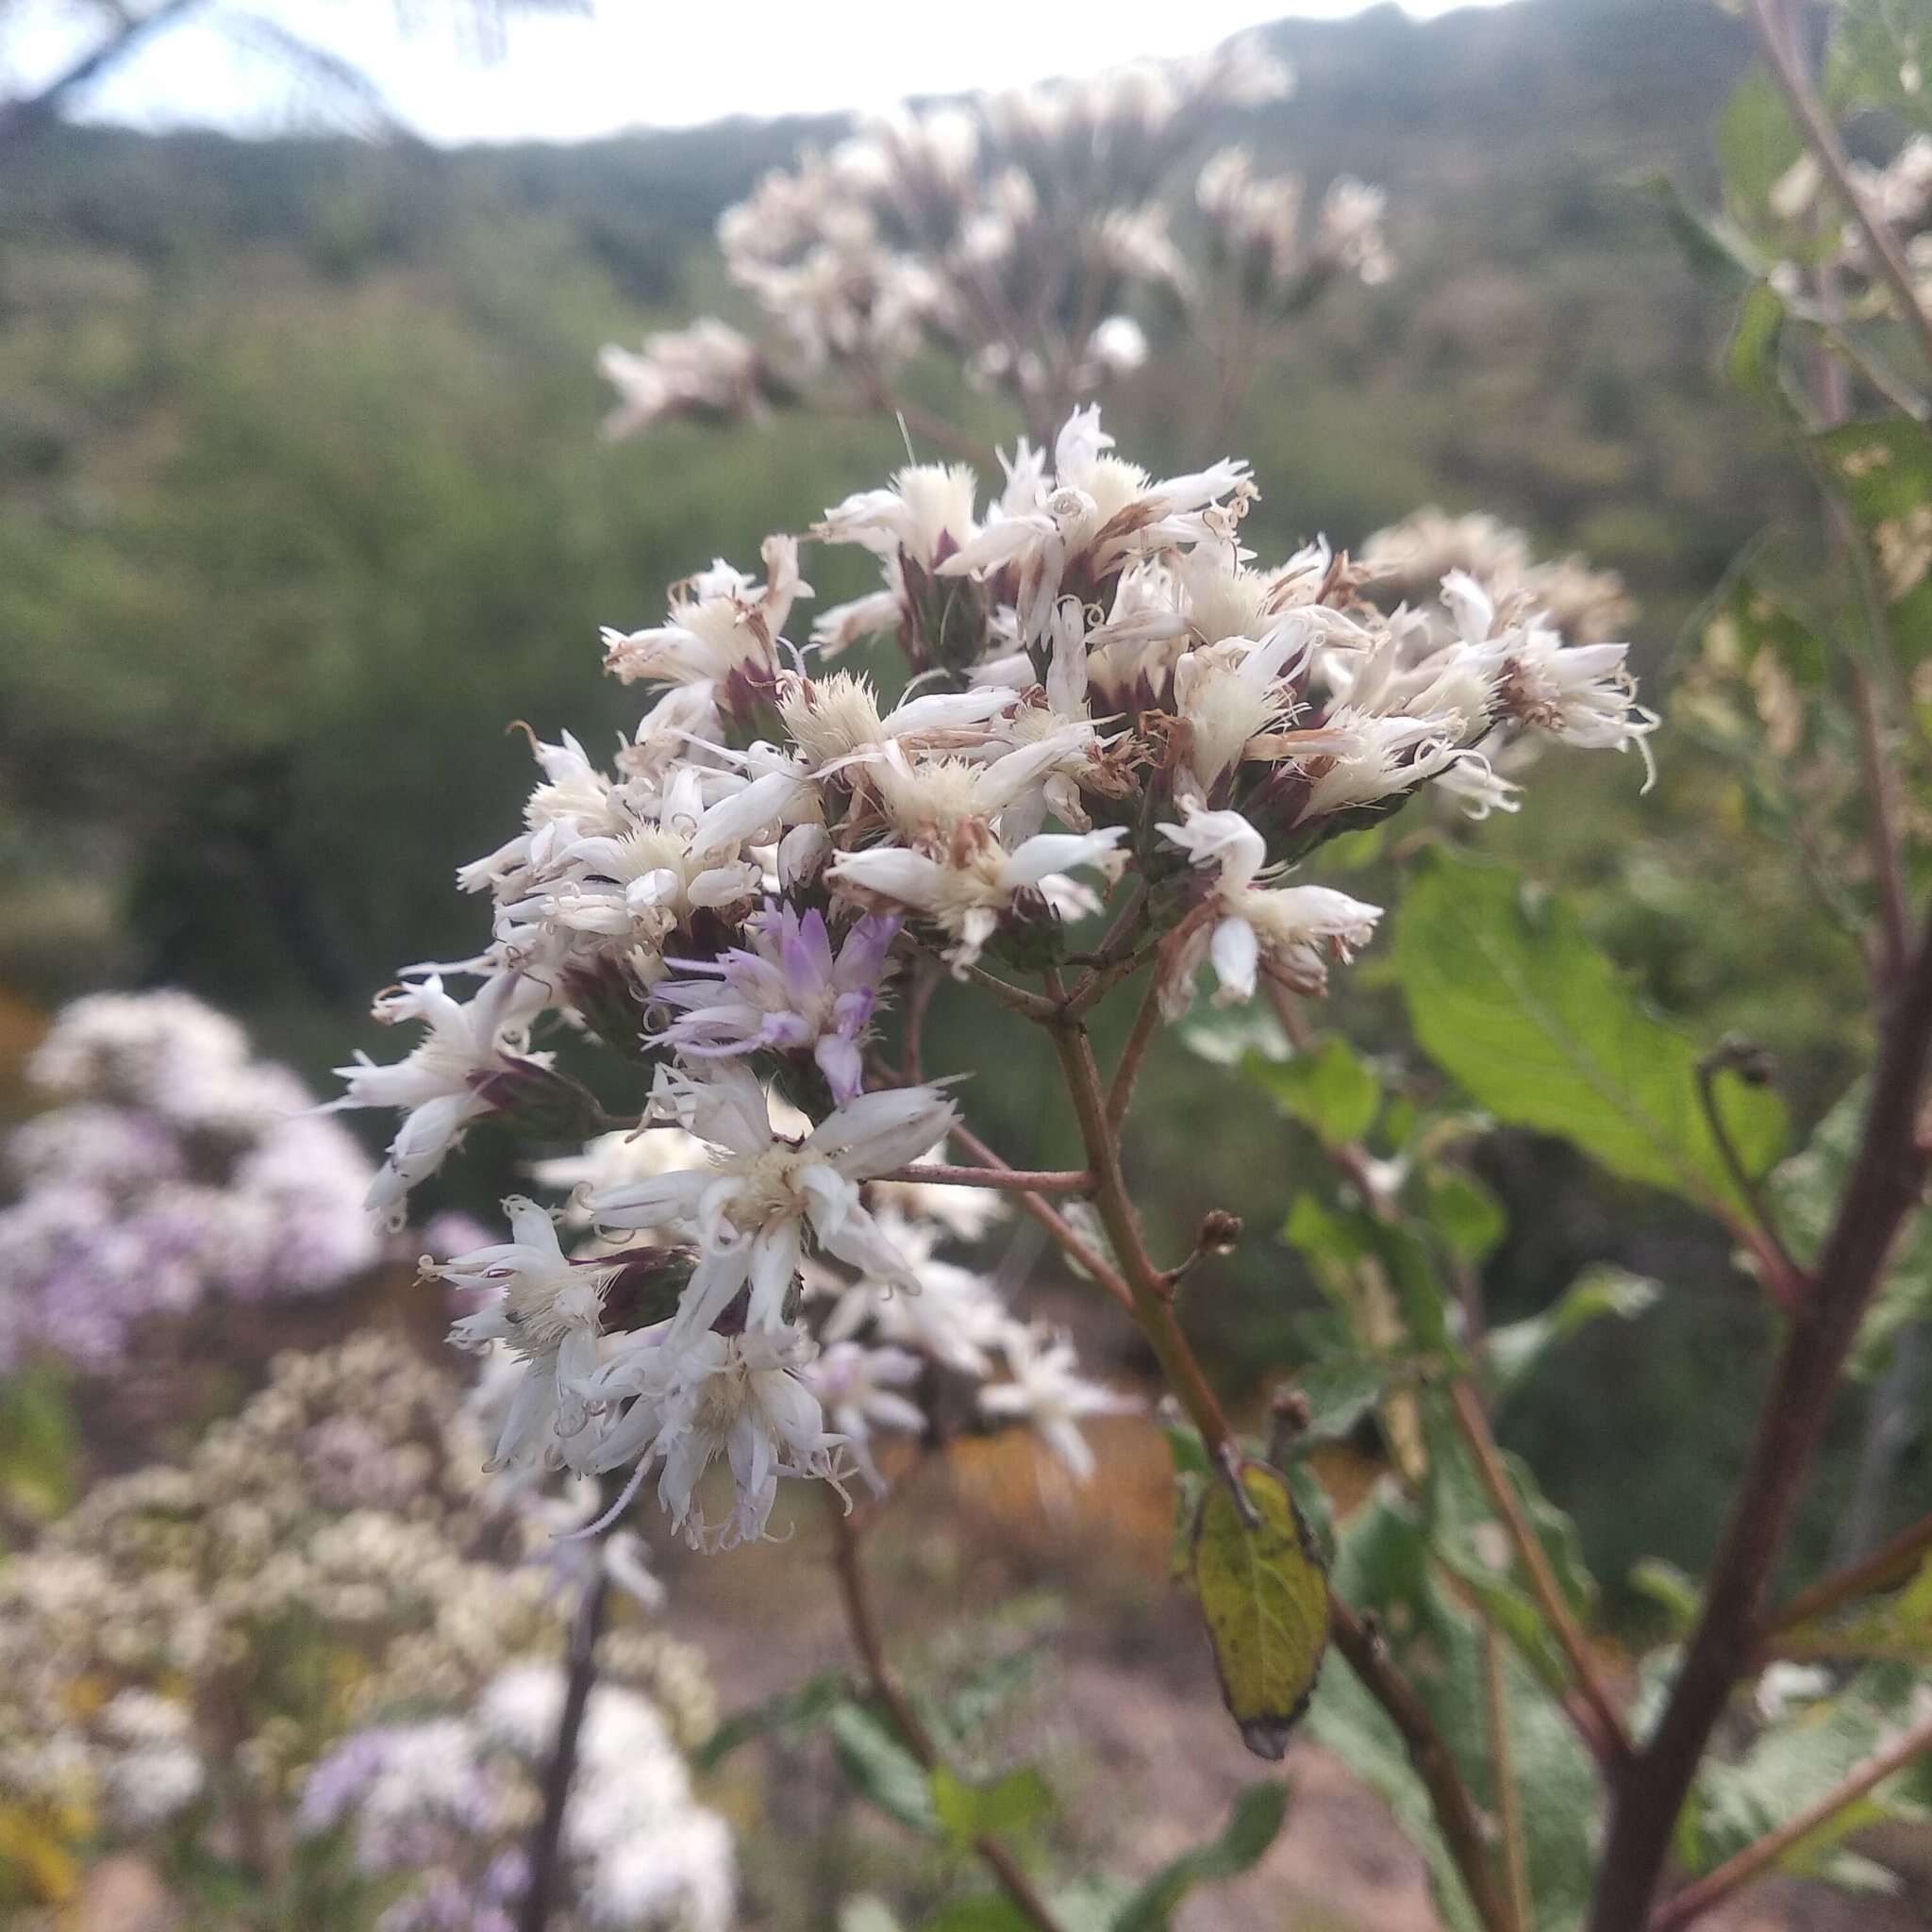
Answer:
930;1763;1054;1845
1109;1781;1290;1932
1394;852;1788;1220
1483;1265;1661;1397
1242;1037;1380;1147
1191;1462;1330;1759
830;1705;939;1834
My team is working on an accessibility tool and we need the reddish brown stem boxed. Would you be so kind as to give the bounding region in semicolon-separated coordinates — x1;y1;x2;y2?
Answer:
1446;1379;1636;1773
519;1570;609;1932
1044;1012;1513;1932
1105;974;1165;1130
1757;1506;1932;1649
826;1503;1066;1932
1587;914;1932;1931
879;1162;1092;1193
1648;1711;1932;1932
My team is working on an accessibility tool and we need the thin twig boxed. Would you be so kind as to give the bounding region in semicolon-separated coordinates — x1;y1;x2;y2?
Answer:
1483;1624;1532;1932
1757;1505;1932;1648
1446;1378;1636;1774
1042;1011;1513;1932
519;1568;610;1932
943;1120;1136;1314
879;1162;1094;1193
1693;1054;1805;1307
1648;1710;1932;1932
1746;0;1932;377
825;1501;1068;1932
1106;974;1165;1130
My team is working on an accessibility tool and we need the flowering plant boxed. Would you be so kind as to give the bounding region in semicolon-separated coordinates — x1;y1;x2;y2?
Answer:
325;10;1932;1931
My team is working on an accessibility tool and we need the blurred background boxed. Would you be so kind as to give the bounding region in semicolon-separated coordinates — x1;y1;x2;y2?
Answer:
0;0;1916;1924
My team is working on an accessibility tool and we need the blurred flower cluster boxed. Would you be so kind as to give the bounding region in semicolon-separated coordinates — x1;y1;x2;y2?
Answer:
336;404;1653;1556
598;39;1391;436
0;991;380;1374
300;1663;734;1932
0;1335;720;1913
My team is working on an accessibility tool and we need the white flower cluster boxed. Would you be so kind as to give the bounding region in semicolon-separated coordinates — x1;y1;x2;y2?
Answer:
300;1662;734;1932
598;38;1390;433
0;991;380;1373
337;407;1651;1553
0;1337;714;1860
1770;133;1932;314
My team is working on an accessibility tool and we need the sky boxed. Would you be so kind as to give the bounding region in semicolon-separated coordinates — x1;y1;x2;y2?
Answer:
5;0;1515;144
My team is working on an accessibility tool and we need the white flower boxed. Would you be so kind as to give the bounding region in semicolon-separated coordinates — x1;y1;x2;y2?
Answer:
831;822;1125;972
590;1063;956;1341
329;972;551;1225
803;1341;926;1488
602;534;808;693
611;1325;846;1551
978;1326;1139;1480
598;317;766;439
436;1197;612;1473
1158;803;1381;1014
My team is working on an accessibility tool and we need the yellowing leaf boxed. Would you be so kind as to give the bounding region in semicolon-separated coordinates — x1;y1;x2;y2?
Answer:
1191;1461;1329;1760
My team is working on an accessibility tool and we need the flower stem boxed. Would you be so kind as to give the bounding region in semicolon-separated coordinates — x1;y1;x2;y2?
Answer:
878;1162;1094;1193
518;1566;609;1932
825;1499;1068;1932
1041;1009;1514;1932
1757;1504;1932;1651
1482;1624;1532;1932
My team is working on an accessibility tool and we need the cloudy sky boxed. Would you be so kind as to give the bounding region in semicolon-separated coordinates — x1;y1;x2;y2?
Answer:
5;0;1513;143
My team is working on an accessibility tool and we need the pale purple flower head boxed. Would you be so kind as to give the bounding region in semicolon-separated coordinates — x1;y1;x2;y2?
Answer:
652;903;898;1104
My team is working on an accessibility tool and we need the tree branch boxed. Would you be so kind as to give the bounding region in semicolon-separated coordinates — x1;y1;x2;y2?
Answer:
1757;1505;1932;1651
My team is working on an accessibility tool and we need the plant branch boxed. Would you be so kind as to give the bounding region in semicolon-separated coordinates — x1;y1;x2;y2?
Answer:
825;1501;1068;1932
1647;1709;1932;1932
941;1120;1136;1313
1327;1602;1519;1932
1587;909;1932;1931
518;1568;610;1932
880;1162;1094;1193
1693;1053;1805;1307
1106;974;1166;1129
1445;1378;1636;1771
1043;1009;1514;1932
1757;1505;1932;1648
1483;1624;1532;1932
1746;0;1932;375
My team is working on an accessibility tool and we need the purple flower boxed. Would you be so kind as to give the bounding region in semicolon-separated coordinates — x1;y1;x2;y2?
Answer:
652;903;898;1104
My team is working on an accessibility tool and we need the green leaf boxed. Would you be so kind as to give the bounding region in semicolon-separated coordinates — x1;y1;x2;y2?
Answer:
1243;1038;1381;1148
1643;172;1761;286
1815;417;1932;661
1483;1265;1661;1397
1109;1782;1290;1932
693;1668;850;1771
1417;1166;1507;1265
1393;851;1788;1219
1725;280;1795;414
1191;1462;1330;1760
1717;69;1806;225
1630;1557;1704;1637
920;1902;1030;1932
1772;1079;1932;1376
829;1705;939;1834
930;1764;1055;1845
1290;1356;1404;1443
